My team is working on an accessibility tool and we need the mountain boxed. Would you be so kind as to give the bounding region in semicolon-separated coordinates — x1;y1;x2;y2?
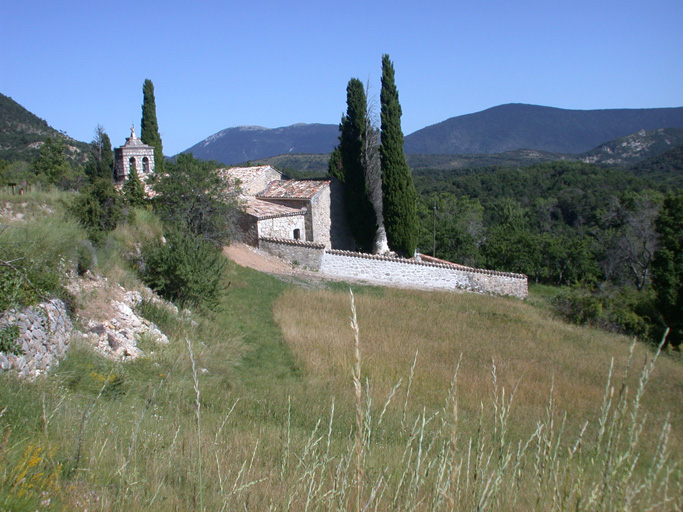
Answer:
0;92;89;162
182;104;683;167
252;127;683;176
403;104;683;155
182;123;338;165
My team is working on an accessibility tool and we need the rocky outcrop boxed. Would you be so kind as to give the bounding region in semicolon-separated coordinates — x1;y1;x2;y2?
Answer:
1;272;174;381
76;289;170;360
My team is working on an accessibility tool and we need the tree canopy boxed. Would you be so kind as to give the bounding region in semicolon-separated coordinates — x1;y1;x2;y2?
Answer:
152;153;241;246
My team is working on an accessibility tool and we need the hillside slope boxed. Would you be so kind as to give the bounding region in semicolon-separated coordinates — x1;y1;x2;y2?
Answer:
403;103;683;155
0;92;88;162
182;123;338;165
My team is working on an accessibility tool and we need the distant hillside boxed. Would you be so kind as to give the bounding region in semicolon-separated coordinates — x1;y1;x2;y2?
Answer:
0;92;89;162
182;123;338;165
579;127;683;166
253;127;683;176
403;104;683;155
183;104;683;166
629;140;683;187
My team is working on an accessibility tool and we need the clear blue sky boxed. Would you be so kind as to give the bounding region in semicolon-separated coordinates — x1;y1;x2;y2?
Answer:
2;0;681;155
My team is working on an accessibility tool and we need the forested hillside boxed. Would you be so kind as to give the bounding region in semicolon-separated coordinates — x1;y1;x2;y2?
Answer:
414;159;683;344
0;92;88;163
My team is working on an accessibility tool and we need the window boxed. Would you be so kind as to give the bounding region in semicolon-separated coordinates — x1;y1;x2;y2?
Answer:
129;157;137;172
142;157;149;173
293;228;301;240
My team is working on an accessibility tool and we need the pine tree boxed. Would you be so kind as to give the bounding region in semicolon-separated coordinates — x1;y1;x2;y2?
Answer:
86;126;113;181
379;55;418;257
330;78;377;252
651;191;683;347
141;79;164;173
122;166;147;208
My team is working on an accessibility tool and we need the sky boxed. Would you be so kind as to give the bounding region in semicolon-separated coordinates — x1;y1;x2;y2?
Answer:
2;0;682;155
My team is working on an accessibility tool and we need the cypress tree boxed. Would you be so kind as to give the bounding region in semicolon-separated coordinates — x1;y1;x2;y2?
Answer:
141;79;164;173
331;78;377;252
379;54;418;257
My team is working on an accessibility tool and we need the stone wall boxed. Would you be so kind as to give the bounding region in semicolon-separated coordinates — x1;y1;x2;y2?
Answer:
309;187;332;248
320;250;528;298
258;238;528;298
258;214;306;242
259;237;325;270
0;299;72;380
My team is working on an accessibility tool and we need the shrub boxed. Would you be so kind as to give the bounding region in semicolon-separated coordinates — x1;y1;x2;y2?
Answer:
139;229;227;311
552;284;656;340
67;177;122;244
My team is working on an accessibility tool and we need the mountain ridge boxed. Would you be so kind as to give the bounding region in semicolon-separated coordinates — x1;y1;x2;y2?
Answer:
181;103;683;165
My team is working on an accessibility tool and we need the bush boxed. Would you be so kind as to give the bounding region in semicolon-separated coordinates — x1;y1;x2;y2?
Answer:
139;229;227;311
0;212;86;311
67;178;122;244
552;284;656;340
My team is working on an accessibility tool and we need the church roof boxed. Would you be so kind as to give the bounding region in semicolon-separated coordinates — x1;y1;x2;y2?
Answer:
257;179;330;200
243;197;306;220
218;165;282;191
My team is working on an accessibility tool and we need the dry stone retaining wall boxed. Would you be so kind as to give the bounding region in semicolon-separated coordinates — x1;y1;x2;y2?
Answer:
0;299;72;380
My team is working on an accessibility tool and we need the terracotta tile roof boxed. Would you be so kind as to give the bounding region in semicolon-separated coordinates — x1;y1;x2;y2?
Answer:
243;197;306;219
218;165;281;191
257;179;330;200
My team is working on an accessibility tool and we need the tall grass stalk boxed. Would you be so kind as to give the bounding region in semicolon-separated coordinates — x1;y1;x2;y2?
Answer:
350;289;363;512
186;337;203;511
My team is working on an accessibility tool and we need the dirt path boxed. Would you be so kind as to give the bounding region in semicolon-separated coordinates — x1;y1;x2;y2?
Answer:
223;243;334;288
222;242;446;292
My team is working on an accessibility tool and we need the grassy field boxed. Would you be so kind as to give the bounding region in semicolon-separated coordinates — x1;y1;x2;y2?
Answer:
1;189;681;510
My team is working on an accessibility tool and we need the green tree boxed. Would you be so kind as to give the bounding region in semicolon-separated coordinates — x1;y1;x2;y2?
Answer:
141;79;164;173
379;55;418;257
85;126;114;181
33;137;72;186
152;153;240;246
327;146;342;181
651;191;683;347
68;177;123;244
418;193;485;267
140;228;226;311
122;167;147;208
330;78;377;252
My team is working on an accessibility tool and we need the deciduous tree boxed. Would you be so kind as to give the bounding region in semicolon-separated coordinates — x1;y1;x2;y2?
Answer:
152;153;240;246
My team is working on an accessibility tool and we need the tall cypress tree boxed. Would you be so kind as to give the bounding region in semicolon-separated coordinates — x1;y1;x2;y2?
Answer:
379;54;418;257
330;78;377;252
141;79;164;173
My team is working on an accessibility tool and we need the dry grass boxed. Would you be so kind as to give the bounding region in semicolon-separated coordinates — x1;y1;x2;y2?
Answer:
274;286;683;452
